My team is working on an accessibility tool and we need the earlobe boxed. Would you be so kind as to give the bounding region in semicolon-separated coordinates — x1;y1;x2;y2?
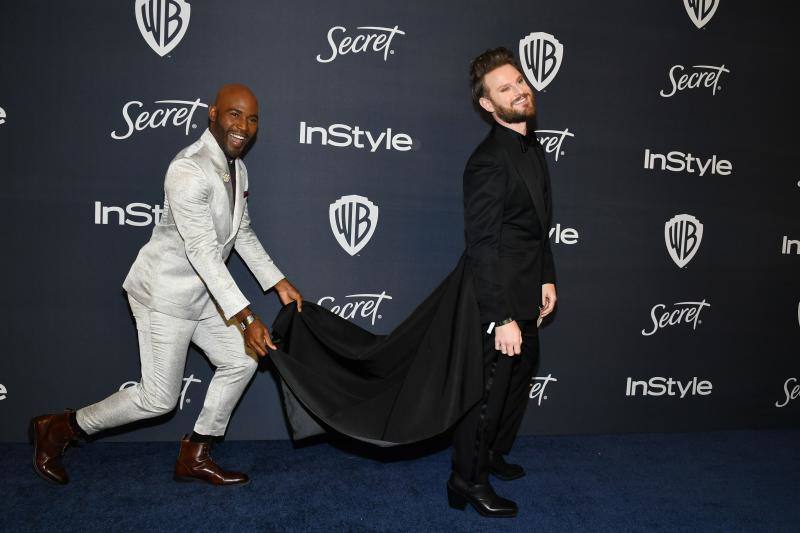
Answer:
478;97;494;114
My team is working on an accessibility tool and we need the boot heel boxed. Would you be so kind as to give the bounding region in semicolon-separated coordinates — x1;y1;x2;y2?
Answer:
447;486;468;510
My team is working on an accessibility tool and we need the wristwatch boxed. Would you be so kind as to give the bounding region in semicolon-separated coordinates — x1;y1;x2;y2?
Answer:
496;317;514;327
239;314;258;331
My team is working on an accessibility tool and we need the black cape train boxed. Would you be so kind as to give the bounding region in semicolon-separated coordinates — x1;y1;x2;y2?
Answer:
269;255;484;446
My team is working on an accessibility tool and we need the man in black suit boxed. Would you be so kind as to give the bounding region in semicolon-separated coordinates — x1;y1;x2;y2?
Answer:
447;47;557;518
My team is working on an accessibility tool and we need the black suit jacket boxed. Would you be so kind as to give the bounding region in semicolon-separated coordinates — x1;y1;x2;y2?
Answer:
463;123;556;324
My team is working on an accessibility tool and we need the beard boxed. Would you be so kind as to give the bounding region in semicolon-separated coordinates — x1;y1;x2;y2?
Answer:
210;123;250;159
492;94;535;123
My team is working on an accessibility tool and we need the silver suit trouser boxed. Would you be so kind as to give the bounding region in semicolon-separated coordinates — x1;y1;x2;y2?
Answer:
76;295;258;436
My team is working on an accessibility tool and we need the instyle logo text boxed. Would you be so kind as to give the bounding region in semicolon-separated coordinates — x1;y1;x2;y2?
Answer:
94;201;164;226
626;377;713;397
299;122;413;152
781;236;800;255
549;223;579;245
644;149;732;176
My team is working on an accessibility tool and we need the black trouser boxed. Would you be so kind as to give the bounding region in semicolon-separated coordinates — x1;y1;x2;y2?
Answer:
452;320;539;483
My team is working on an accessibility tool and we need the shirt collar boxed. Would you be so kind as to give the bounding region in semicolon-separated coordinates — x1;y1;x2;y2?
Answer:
494;123;536;153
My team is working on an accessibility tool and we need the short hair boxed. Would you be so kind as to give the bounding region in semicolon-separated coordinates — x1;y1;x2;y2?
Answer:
469;47;521;104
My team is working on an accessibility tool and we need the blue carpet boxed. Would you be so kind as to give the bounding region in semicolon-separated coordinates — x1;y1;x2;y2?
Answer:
1;430;798;532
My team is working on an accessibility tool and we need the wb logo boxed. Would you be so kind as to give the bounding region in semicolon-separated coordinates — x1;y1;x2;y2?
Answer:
135;0;191;57
684;0;719;29
665;214;704;268
329;195;379;256
518;32;563;91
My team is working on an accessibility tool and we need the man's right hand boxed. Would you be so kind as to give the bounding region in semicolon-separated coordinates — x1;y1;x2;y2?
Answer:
494;320;522;356
235;308;277;357
244;318;276;357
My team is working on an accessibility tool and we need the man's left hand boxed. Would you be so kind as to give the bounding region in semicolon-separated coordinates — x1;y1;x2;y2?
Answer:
274;278;304;312
540;283;557;318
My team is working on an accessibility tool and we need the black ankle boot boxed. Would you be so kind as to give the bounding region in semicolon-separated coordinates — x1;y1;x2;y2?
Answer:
446;472;517;517
489;451;525;481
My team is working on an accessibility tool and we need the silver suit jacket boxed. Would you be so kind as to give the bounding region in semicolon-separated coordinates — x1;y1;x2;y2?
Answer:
123;129;285;321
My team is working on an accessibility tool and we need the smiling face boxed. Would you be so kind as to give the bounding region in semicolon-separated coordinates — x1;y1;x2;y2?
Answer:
208;84;259;159
478;64;536;124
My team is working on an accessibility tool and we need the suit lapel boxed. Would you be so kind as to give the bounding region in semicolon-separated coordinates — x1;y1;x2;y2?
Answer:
200;129;234;241
501;143;548;233
531;142;553;225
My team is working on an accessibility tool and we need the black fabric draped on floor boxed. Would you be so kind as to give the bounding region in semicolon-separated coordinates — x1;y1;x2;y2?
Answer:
269;255;485;446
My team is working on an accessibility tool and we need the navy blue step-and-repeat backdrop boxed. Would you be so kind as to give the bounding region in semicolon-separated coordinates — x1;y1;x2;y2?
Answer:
1;1;798;441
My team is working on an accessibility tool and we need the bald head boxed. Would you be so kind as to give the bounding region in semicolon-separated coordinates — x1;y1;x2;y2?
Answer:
214;83;258;109
208;83;259;159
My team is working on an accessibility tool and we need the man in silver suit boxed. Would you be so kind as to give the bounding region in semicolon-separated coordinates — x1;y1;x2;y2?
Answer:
30;84;302;486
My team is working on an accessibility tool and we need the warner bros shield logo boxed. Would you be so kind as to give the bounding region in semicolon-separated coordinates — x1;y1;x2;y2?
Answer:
684;0;719;29
135;0;191;57
329;195;379;256
665;214;704;268
518;32;564;91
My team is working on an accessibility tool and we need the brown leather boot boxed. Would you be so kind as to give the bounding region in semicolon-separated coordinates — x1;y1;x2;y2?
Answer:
173;436;249;486
29;411;79;485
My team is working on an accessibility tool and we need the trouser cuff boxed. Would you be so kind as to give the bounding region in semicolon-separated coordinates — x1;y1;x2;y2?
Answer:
68;409;90;440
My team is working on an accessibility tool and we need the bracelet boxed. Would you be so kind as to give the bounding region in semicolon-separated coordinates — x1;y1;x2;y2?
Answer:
239;314;258;331
496;317;514;327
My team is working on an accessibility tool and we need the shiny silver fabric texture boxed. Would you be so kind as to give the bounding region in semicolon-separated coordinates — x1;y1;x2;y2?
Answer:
76;295;258;436
123;128;284;321
78;129;282;436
